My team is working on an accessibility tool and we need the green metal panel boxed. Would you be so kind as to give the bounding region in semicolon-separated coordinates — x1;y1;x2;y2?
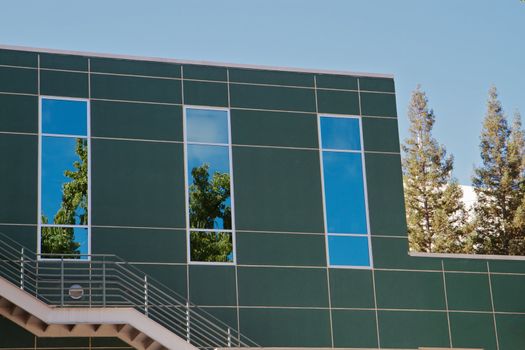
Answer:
132;263;187;298
360;92;397;117
91;100;183;141
183;80;228;107
232;146;324;233
329;268;375;308
90;57;181;78
359;77;395;92
0;66;37;94
0;134;37;224
0;49;37;67
445;272;492;311
315;74;358;90
332;310;378;348
317;89;359;115
491;273;525;312
189;265;237;306
496;314;525;350
183;65;227;81
449;312;497;350
40;70;89;98
238;267;329;307
40;53;88;71
371;236;442;270
230;84;316;112
91;139;186;228
91;74;182;104
92;227;186;263
229;68;314;87
236;232;326;266
362;117;400;152
231;109;318;148
0;94;37;133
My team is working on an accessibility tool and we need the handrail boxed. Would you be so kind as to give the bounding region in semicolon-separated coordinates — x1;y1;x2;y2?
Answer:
0;231;260;349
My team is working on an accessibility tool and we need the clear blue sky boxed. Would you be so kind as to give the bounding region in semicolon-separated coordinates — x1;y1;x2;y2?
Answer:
1;0;523;184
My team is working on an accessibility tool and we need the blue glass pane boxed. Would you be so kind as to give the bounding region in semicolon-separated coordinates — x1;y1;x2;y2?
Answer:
41;136;88;225
320;117;361;150
41;227;89;260
187;144;231;229
42;99;88;136
328;235;370;267
323;151;367;234
186;108;229;144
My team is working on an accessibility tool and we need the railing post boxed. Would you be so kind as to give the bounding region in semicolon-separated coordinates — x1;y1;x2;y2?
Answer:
19;247;24;290
186;302;190;343
60;257;64;306
144;275;148;316
102;256;106;307
35;258;39;298
227;327;232;348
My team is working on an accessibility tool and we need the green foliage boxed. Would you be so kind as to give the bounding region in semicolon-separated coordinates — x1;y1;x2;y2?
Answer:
472;87;525;255
41;138;88;257
403;86;471;253
189;164;233;262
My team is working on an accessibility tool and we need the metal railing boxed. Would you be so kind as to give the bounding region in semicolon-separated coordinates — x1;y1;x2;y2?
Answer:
0;232;259;349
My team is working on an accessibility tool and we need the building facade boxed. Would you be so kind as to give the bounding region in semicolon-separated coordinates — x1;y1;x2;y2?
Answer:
0;46;524;350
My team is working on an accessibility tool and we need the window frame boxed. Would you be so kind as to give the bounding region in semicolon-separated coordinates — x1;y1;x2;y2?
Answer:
183;105;237;265
317;113;373;269
37;95;91;261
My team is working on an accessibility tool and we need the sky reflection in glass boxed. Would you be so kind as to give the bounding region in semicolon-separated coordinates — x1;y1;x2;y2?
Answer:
328;236;370;266
323;151;367;234
320;117;361;150
186;108;229;144
42;98;88;136
41;136;86;224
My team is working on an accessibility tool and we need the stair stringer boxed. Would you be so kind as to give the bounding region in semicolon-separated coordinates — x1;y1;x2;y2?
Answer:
0;276;197;350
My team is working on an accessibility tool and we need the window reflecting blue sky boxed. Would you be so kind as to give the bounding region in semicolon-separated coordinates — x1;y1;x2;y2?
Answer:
328;235;370;267
323;151;367;234
320;117;361;151
186;108;229;144
41;136;86;224
42;99;88;136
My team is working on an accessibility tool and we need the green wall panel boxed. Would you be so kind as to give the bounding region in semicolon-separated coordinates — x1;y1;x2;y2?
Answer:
183;80;228;107
91;139;185;228
375;270;446;310
0;49;37;67
0;66;37;94
365;153;407;236
378;310;450;348
91;74;182;104
444;258;489;272
491;273;525;312
189;265;237;306
230;84;316;112
449;312;497;350
131;263;187;298
231;109;318;148
445;272;492;311
317;89;359;115
362;117;400;152
92;227;186;263
332;310;378;348
91;337;131;348
0;134;37;224
90;58;180;78
36;337;89;348
40;53;88;71
239;308;331;347
329;268;375;308
0;224;37;253
233;147;324;233
238;267;328;307
40;70;88;98
0;94;37;133
315;74;358;90
229;68;314;87
372;236;442;270
359;77;395;92
496;314;525;350
183;65;227;81
488;259;525;274
236;232;326;266
0;317;34;348
360;92;397;117
91;100;182;141
200;307;238;331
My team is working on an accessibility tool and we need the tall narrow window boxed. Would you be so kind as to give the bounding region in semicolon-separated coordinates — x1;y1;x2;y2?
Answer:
39;97;90;260
185;107;235;264
319;116;371;267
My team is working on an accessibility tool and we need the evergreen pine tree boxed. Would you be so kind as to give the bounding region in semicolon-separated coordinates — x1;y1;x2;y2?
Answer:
403;86;470;253
473;87;525;255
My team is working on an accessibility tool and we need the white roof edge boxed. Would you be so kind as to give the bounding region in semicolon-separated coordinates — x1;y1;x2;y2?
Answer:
410;251;525;262
0;43;395;79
